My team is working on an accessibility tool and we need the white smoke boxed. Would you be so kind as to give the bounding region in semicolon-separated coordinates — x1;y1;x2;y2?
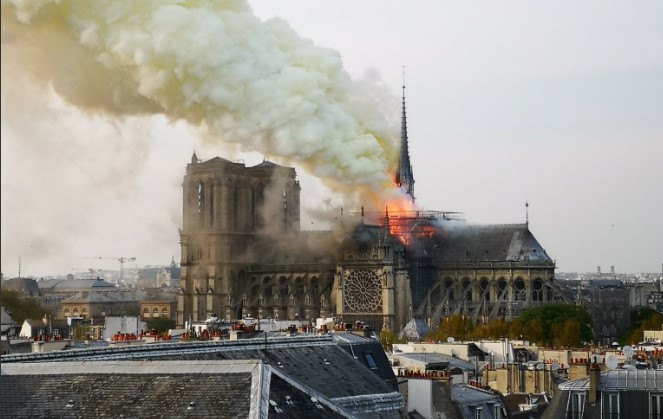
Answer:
1;0;410;277
2;0;399;194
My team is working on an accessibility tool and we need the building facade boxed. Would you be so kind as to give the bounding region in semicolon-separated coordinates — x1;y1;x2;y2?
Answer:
177;94;570;334
176;153;569;334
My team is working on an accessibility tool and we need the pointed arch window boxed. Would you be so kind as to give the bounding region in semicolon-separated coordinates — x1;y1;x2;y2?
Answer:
198;181;206;227
208;183;214;227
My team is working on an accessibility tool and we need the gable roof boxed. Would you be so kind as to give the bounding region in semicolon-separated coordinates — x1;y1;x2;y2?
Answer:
61;291;146;303
433;223;553;264
1;307;14;325
37;278;116;291
1;335;405;418
0;360;350;418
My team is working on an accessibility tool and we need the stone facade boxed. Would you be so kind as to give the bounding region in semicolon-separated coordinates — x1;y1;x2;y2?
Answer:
177;154;569;334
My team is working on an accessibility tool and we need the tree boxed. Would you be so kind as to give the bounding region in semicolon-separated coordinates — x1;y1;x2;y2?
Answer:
508;319;524;340
519;304;592;346
425;315;474;342
523;317;544;344
484;318;510;340
624;308;663;345
146;317;176;334
630;307;660;327
552;319;582;347
0;290;47;324
380;328;403;352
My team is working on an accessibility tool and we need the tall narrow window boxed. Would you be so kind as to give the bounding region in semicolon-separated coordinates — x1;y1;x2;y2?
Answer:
603;392;619;419
569;392;585;419
233;186;238;230
474;407;482;419
198;181;205;227
651;394;662;419
493;404;502;419
283;189;288;231
209;184;214;227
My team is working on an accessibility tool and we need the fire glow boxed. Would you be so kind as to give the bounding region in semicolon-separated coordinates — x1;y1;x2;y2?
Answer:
383;187;418;245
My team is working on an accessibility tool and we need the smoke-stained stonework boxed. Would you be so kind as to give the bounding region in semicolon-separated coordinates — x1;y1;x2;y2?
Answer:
177;154;572;333
177;75;570;334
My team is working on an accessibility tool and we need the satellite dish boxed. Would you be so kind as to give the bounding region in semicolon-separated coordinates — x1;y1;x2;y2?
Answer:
605;354;618;370
623;346;634;359
590;354;601;364
536;362;544;371
447;337;455;343
551;361;560;371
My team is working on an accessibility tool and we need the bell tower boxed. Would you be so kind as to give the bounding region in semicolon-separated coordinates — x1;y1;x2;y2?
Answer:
177;154;301;327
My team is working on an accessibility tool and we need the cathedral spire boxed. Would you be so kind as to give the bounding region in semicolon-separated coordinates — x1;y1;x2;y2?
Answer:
396;67;415;202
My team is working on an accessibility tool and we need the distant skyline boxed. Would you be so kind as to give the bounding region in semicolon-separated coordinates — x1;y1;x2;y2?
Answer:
2;1;662;277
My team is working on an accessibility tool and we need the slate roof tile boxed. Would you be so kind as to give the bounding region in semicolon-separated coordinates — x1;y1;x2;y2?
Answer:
1;336;406;418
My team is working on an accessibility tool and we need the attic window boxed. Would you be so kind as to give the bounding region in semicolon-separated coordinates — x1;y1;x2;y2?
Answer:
364;352;378;369
474;407;482;419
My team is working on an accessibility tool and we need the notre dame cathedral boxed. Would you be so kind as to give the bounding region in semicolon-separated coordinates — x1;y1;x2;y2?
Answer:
176;90;572;334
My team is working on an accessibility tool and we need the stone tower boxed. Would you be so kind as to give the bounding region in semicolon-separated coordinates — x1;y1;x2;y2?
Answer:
177;154;301;326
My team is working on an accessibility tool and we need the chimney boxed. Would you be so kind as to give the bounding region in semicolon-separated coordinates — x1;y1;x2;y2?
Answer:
363;325;371;338
588;364;601;405
407;371;454;418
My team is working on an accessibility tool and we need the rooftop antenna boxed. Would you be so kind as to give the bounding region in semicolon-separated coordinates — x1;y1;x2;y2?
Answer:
525;202;529;227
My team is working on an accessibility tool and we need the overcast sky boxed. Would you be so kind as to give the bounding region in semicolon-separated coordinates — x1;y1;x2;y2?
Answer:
2;0;662;277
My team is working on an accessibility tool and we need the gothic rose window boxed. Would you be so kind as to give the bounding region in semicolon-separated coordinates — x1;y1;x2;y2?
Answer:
344;270;382;312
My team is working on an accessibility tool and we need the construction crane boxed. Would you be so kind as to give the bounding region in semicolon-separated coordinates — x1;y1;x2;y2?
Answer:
84;256;136;285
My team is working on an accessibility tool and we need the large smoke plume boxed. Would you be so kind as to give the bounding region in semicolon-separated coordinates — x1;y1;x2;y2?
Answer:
2;0;400;196
1;0;411;276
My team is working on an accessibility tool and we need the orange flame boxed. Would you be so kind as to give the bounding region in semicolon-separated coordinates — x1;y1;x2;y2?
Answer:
383;184;418;245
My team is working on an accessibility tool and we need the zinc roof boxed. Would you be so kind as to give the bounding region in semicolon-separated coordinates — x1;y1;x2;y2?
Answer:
602;369;663;390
